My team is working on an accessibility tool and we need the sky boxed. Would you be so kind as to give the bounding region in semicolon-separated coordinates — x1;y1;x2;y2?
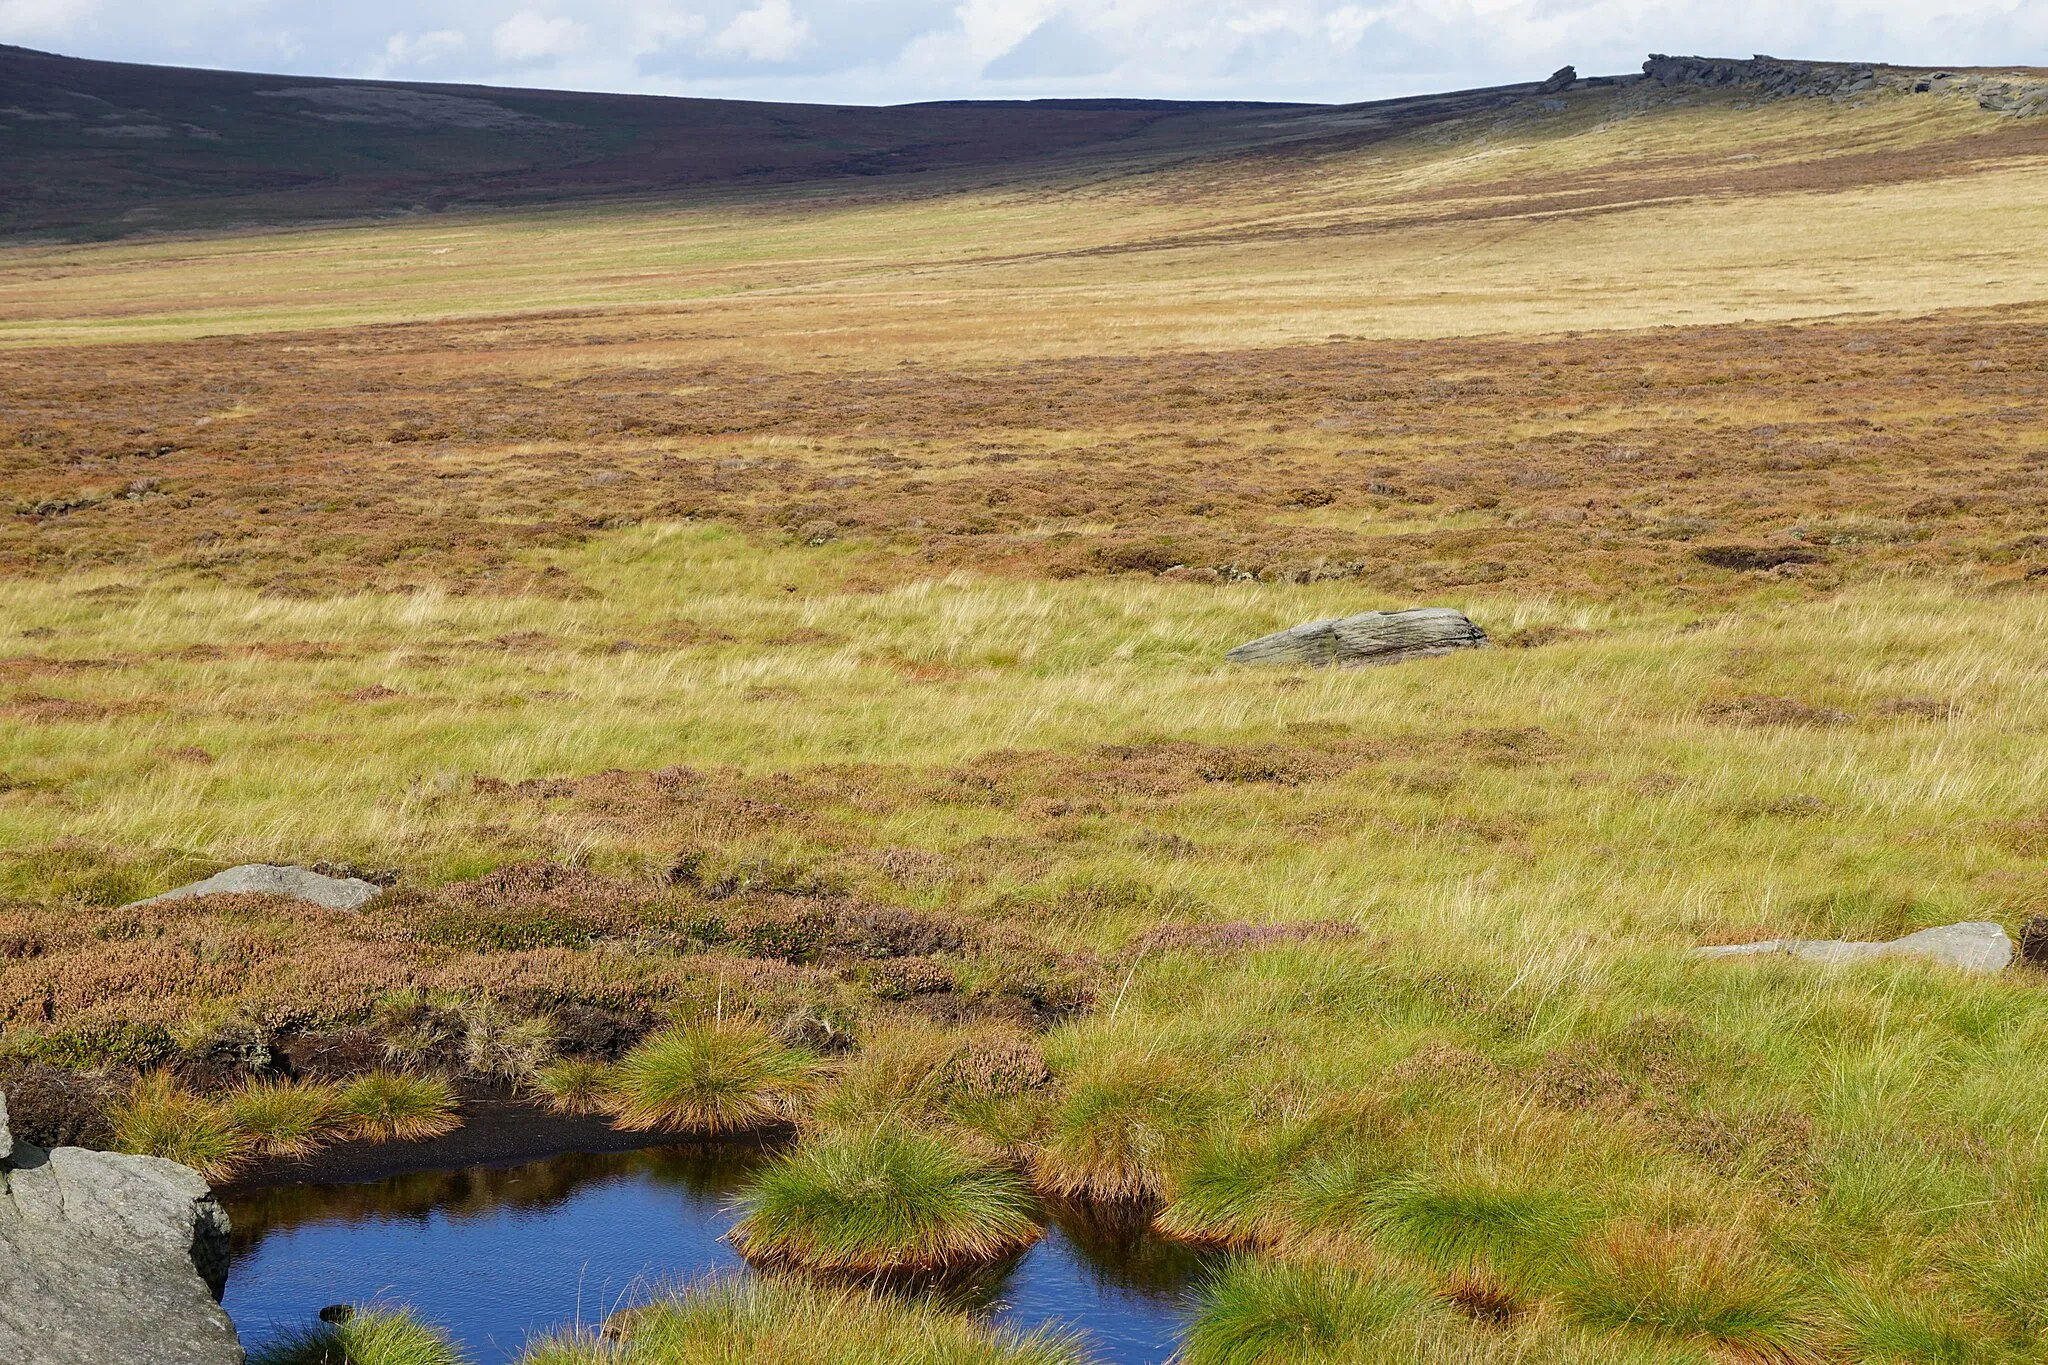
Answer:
2;1;2044;106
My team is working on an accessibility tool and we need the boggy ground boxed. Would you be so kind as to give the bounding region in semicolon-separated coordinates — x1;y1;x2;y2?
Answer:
7;67;2048;1365
4;307;2048;599
6;524;2048;1359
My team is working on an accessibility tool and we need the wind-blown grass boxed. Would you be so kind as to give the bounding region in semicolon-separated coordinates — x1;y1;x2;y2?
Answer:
516;1277;1084;1365
248;1307;469;1365
607;1022;815;1134
730;1128;1042;1272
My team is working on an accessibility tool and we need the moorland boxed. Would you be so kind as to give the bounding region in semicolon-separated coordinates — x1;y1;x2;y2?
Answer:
7;47;2048;1365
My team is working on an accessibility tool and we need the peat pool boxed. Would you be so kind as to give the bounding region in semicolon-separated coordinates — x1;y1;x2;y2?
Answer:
222;1143;1217;1363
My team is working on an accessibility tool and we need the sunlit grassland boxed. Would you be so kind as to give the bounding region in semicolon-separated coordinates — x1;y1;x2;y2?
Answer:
2;86;2044;358
3;521;2043;935
8;523;2048;1353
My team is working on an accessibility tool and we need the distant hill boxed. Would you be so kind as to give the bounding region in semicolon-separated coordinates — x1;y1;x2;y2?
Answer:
0;45;1551;239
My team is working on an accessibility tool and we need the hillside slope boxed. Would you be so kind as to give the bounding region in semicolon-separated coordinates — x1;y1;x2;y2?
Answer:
0;43;1559;239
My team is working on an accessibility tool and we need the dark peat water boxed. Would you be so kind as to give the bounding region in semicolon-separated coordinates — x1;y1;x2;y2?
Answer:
222;1143;1215;1364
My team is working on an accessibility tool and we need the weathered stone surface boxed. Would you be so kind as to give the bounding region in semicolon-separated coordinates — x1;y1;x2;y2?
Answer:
1642;53;2048;114
125;862;382;912
1;1131;243;1365
1227;607;1489;668
1;1090;11;1163
1538;65;1578;94
1695;921;2013;974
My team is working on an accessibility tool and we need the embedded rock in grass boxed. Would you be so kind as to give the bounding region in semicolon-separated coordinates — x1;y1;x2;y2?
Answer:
1695;921;2012;974
1;1115;243;1364
124;863;383;912
1226;608;1488;668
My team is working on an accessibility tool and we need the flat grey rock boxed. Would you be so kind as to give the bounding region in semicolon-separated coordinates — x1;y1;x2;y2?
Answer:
1;1090;11;1163
1227;607;1489;668
1695;921;2013;974
125;863;381;912
2;1136;242;1364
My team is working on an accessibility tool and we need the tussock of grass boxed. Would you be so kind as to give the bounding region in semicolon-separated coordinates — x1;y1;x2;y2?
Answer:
607;1022;815;1134
731;1128;1042;1272
228;1078;343;1157
1154;1123;1325;1247
248;1307;469;1365
1182;1258;1430;1365
1361;1171;1590;1282
1562;1225;1822;1361
110;1073;251;1181
1033;1055;1207;1202
531;1060;615;1116
517;1277;1083;1365
338;1072;461;1142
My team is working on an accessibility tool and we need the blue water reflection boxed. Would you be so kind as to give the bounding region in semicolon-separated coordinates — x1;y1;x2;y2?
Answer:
222;1146;1211;1364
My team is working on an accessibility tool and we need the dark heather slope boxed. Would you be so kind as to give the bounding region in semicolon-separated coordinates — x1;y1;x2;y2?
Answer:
0;44;1552;239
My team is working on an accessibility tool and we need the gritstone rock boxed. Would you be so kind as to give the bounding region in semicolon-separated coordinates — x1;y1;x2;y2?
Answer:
123;863;382;912
1694;921;2012;974
1;1099;244;1364
1226;607;1489;667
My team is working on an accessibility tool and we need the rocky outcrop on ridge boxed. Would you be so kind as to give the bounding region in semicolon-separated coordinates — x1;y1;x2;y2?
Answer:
1643;54;2048;115
0;1093;244;1365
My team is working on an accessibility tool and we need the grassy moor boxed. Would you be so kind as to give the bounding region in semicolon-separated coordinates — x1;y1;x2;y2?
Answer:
7;45;2048;1365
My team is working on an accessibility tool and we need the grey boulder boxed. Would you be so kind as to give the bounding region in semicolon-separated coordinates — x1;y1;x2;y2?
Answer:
124;862;382;912
1;1101;243;1365
1694;921;2013;974
1227;607;1489;667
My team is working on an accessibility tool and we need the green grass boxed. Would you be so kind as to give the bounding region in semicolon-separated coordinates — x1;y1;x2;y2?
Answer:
516;1277;1084;1365
1561;1226;1821;1361
531;1060;614;1116
1181;1258;1432;1365
228;1078;344;1157
11;524;2048;1352
607;1023;816;1134
109;1074;250;1181
248;1308;469;1365
337;1073;461;1143
730;1128;1042;1272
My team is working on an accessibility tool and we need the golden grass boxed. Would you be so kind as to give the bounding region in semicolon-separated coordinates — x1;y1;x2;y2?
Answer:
6;69;2048;1362
2;85;2045;355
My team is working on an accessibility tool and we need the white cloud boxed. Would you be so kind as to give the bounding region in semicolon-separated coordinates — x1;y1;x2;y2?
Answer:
369;28;467;76
8;1;2048;104
629;4;707;56
491;10;587;63
708;0;809;62
0;0;96;39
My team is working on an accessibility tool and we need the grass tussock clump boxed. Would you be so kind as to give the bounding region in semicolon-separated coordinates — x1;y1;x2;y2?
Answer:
1182;1258;1432;1365
110;1073;251;1181
530;1060;614;1115
1561;1225;1823;1362
1033;1056;1208;1202
338;1071;461;1142
607;1021;815;1134
248;1307;469;1365
730;1128;1042;1272
228;1078;344;1157
518;1277;1084;1365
